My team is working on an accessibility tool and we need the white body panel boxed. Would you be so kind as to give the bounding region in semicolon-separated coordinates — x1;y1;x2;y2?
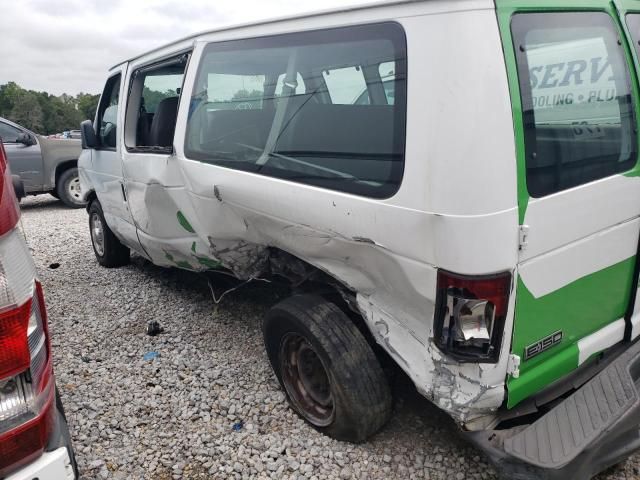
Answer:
80;0;519;426
519;211;640;298
577;319;626;365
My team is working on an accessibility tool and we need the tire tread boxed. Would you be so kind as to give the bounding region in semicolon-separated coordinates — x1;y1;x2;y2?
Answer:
56;168;85;208
263;294;392;442
88;200;130;268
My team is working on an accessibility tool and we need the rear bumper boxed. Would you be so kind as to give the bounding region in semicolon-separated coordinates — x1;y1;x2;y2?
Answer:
2;388;78;480
467;338;640;479
5;448;74;480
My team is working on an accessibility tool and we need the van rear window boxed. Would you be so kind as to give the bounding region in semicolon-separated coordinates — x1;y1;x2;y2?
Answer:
511;12;637;197
626;14;640;66
184;23;407;199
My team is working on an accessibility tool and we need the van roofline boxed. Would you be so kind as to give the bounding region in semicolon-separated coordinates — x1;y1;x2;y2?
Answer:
109;0;451;71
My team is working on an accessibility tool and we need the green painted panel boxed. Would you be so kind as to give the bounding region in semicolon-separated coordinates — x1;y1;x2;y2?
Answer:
497;0;615;8
496;7;530;224
508;258;635;407
175;260;192;269
606;0;640;12
508;342;579;407
497;0;640;407
177;211;195;233
195;255;222;269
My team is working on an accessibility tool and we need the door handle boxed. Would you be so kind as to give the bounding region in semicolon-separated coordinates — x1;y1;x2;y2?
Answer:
120;182;127;202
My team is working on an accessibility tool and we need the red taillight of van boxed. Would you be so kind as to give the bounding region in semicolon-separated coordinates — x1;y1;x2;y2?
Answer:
0;281;55;476
433;270;511;363
0;142;20;236
0;141;55;476
0;300;33;379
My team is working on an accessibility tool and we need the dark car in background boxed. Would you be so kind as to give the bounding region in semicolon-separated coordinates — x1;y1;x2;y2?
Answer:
0;141;78;479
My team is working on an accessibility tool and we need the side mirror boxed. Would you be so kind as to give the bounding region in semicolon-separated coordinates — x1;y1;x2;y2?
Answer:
11;175;25;200
81;120;98;149
17;133;34;146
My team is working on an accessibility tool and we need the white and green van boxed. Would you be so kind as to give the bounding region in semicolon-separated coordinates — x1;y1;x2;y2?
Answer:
78;1;640;477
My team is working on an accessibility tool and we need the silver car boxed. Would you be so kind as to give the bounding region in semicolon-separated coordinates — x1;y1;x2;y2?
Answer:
0;117;84;208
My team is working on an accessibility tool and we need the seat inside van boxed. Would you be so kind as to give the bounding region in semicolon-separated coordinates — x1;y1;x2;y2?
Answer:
129;62;186;150
199;91;398;183
147;96;179;147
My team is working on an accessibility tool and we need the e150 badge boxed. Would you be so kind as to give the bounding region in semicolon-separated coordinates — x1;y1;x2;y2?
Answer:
524;331;563;360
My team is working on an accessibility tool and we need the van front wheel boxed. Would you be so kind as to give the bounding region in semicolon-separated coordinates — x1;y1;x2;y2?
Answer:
263;294;392;443
88;200;130;268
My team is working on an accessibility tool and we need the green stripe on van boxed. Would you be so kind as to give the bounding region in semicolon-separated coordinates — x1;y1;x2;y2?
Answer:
508;342;579;408
496;5;529;224
508;257;635;408
177;211;195;233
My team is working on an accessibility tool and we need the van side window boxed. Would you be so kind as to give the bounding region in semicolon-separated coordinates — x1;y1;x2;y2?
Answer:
207;73;265;110
626;14;640;60
185;22;407;199
96;74;121;149
125;55;187;151
323;67;367;104
379;61;396;105
354;61;396;106
511;13;637;197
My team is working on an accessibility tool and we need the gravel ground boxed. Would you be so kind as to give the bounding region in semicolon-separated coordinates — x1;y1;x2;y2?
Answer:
18;194;640;480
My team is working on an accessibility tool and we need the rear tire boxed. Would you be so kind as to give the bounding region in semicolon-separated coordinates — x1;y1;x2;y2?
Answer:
263;294;392;443
88;200;130;268
56;167;85;208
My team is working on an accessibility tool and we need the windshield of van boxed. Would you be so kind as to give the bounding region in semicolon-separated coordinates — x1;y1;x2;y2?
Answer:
184;23;407;199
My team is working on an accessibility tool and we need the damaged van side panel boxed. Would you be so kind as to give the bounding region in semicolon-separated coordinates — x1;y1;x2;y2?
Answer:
87;1;519;426
160;5;518;426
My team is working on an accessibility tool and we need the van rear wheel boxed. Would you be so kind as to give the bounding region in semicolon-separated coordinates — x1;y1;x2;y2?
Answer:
263;294;392;443
88;200;130;268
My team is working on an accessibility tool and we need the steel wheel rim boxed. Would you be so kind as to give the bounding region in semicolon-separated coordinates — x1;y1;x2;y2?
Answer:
67;176;82;201
279;333;335;427
90;213;105;256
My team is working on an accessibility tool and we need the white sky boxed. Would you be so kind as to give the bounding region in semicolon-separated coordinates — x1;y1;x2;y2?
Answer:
0;0;373;96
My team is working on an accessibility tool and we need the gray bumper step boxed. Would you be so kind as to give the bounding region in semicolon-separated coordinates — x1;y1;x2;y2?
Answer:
468;339;640;479
504;361;637;467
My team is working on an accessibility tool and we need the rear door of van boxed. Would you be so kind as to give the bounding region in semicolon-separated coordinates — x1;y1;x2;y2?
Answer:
616;0;640;340
496;0;640;407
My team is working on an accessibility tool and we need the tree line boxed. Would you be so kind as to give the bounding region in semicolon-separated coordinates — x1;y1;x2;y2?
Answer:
0;82;100;135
